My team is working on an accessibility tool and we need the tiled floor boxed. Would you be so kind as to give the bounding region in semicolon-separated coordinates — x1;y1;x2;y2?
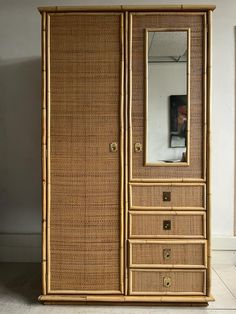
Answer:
0;251;236;314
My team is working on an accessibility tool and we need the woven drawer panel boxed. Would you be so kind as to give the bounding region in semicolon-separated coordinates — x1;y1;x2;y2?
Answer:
129;240;206;268
129;211;205;238
129;269;206;295
131;13;204;179
130;184;205;209
48;13;122;292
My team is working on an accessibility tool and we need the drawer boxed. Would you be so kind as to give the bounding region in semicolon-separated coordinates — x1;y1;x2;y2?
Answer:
129;211;206;238
129;269;206;295
129;240;207;268
130;183;205;209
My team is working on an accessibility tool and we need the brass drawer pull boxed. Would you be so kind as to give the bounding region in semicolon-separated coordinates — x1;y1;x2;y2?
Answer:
163;220;171;230
110;142;118;152
163;248;171;260
163;276;171;288
163;191;171;201
134;143;142;153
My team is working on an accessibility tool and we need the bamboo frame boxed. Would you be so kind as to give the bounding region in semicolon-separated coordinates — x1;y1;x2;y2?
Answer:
46;12;51;294
128;239;207;268
38;5;216;13
206;10;212;298
47;12;123;16
124;11;129;296
45;12;125;295
128;12;133;183
129;269;206;296
144;28;191;167
130;12;208;16
39;5;215;304
39;294;214;303
48;289;122;295
203;13;208;182
130;177;206;182
41;11;47;296
129;210;206;239
120;12;125;295
129;182;206;210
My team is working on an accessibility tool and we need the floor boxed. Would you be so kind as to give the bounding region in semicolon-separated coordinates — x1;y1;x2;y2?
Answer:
0;251;236;314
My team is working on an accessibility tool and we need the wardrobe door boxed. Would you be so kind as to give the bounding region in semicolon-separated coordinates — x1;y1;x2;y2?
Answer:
45;13;124;293
129;12;206;181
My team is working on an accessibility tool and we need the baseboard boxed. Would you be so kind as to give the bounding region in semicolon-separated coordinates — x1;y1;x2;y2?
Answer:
0;234;235;262
0;233;41;262
212;236;236;251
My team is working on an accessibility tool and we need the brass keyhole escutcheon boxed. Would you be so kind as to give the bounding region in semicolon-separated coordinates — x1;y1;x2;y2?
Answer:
163;191;171;202
134;143;142;153
109;142;118;152
163;220;171;230
163;248;171;260
163;276;171;288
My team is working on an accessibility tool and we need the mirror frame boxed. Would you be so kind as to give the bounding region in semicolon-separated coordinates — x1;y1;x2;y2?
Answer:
144;28;191;166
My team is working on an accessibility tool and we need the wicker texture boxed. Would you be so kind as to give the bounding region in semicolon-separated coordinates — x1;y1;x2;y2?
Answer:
130;211;205;238
130;241;205;267
130;270;205;295
131;14;204;179
131;184;205;208
49;14;122;292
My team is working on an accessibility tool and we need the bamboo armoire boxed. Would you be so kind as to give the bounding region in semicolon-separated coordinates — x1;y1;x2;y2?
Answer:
39;5;215;305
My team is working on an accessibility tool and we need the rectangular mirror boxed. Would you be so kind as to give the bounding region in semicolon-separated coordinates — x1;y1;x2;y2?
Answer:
145;29;190;165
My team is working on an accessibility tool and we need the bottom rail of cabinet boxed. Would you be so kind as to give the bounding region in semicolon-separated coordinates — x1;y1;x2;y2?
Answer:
39;294;214;305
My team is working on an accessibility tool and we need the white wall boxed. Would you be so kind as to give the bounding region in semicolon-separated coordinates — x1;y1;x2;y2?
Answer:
0;0;235;260
147;62;186;162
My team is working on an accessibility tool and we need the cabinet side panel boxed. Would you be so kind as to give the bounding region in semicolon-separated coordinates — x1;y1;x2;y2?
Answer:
48;13;122;293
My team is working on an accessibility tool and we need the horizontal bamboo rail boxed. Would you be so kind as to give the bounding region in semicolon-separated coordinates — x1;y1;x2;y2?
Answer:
38;5;216;13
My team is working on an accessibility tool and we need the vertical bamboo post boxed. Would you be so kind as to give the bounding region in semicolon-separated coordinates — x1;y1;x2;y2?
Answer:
144;29;148;166
46;13;51;293
206;9;212;297
203;13;207;181
41;11;47;296
124;11;129;295
120;12;125;294
129;14;133;181
187;28;191;165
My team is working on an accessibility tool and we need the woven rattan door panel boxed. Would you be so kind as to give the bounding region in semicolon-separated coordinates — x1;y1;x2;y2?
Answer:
47;13;124;293
129;13;206;180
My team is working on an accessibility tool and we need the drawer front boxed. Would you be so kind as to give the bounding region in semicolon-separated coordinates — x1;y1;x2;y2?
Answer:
129;211;206;238
129;240;207;268
130;184;205;209
129;269;206;295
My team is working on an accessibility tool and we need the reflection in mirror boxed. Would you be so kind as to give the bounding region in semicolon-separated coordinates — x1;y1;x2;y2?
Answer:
146;30;189;164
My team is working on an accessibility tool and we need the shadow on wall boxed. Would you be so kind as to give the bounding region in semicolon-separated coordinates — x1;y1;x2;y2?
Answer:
0;58;41;233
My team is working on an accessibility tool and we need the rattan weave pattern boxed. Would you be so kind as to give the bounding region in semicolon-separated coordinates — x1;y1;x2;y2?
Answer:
130;212;205;238
130;242;205;266
49;14;122;292
131;14;204;179
130;269;205;294
131;184;205;208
